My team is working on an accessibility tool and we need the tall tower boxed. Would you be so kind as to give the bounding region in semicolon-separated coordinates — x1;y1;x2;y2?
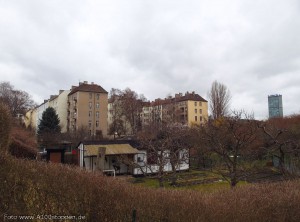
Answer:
268;94;283;118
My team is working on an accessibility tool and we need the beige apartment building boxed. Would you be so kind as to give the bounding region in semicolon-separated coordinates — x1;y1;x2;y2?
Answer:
48;90;70;132
67;81;108;137
141;91;208;127
25;90;70;132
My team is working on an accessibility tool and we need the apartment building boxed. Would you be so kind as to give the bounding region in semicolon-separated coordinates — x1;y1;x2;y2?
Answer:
24;99;49;131
25;90;70;132
141;92;208;127
48;90;70;132
67;81;108;137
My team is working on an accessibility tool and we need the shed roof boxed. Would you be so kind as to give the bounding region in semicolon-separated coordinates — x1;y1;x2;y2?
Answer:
84;143;140;156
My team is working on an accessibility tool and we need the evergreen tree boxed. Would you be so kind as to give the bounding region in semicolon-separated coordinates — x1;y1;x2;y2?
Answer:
37;107;61;148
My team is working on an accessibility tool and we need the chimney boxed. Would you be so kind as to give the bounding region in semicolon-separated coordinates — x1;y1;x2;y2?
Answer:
59;90;64;94
50;95;57;100
91;82;94;85
71;85;76;90
79;82;83;85
84;81;88;84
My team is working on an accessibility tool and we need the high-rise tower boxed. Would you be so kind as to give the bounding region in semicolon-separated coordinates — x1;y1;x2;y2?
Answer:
268;94;283;118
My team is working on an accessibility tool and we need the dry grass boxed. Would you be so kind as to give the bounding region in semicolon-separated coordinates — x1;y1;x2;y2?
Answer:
1;154;300;221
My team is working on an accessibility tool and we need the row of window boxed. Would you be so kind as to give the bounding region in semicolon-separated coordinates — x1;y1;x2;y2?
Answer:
194;101;203;106
89;120;100;128
89;93;101;100
89;111;100;118
69;121;101;129
194;116;203;122
194;109;203;114
89;102;100;109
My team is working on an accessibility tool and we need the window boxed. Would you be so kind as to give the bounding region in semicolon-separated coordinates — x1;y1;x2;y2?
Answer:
96;121;99;127
137;156;144;163
195;109;197;114
199;102;202;106
89;93;92;99
194;102;197;106
88;121;92;128
96;94;100;100
200;109;202;114
89;102;92;109
195;116;198;121
96;111;99;118
96;103;100;108
200;116;203;122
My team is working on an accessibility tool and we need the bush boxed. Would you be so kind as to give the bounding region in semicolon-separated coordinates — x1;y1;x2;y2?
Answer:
9;126;38;159
0;102;11;153
1;155;300;221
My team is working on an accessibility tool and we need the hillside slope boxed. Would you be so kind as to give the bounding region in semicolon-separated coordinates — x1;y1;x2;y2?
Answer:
1;155;300;221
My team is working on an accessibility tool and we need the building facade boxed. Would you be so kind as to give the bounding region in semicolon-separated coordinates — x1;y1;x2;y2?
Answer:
48;90;70;132
268;94;283;118
67;81;108;137
142;91;208;127
25;90;70;132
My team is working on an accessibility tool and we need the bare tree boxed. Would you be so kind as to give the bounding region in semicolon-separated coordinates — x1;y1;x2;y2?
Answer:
208;80;231;120
108;88;147;135
258;115;300;177
0;81;35;117
120;88;146;134
137;124;191;187
198;111;260;188
108;88;128;137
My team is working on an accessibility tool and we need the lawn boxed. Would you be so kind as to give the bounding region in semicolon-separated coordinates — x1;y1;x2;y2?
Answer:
129;169;249;192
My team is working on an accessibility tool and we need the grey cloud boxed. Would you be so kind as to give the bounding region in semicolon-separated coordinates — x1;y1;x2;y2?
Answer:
0;0;300;119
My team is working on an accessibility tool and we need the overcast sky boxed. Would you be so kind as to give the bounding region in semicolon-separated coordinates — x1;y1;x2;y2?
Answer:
1;0;300;119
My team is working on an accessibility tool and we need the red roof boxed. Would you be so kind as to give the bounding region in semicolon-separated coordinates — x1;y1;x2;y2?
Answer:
69;83;108;95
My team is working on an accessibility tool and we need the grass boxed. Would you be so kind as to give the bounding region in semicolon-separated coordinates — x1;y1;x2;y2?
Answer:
129;170;249;192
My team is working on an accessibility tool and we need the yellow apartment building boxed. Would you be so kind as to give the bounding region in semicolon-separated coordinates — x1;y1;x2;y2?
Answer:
142;91;208;127
67;81;108;137
24;108;37;130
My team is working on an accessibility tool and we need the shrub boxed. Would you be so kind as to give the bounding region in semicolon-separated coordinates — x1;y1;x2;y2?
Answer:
0;102;11;153
1;155;300;221
9;126;38;159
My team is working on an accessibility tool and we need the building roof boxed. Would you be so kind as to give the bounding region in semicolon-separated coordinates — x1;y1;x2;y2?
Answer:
176;93;207;102
83;143;140;156
69;83;108;95
151;92;207;106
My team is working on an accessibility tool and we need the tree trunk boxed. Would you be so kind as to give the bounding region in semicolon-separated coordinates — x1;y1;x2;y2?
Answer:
230;158;238;189
230;178;237;188
158;176;164;188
